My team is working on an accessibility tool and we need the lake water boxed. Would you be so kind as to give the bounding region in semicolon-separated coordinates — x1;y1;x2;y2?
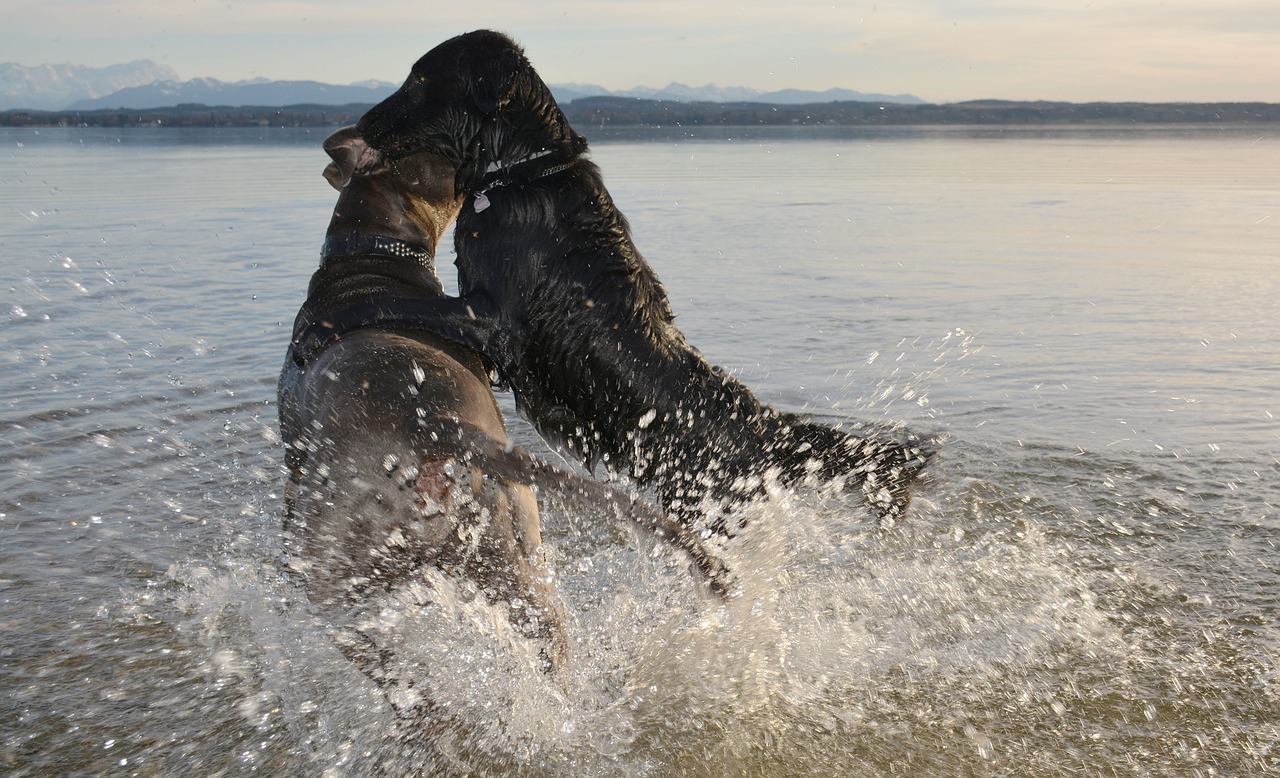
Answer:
1;125;1277;775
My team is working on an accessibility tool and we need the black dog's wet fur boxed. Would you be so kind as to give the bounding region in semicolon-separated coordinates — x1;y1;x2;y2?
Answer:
359;30;934;528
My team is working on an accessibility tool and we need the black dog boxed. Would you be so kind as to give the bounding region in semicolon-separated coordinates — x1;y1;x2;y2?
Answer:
356;30;935;528
279;128;730;704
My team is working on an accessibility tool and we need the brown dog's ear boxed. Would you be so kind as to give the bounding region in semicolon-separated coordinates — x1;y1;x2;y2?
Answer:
322;126;386;189
322;161;348;191
322;126;362;190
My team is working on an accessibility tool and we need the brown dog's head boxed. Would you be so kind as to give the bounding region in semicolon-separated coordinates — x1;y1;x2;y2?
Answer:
358;30;587;195
322;125;463;243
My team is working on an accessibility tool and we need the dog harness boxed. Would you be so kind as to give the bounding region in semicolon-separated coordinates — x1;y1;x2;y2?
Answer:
288;234;490;368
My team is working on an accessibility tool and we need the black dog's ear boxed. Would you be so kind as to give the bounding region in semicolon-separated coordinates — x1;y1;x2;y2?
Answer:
468;44;525;115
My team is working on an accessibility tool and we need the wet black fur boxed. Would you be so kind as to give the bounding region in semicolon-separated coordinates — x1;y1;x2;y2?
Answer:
359;30;935;526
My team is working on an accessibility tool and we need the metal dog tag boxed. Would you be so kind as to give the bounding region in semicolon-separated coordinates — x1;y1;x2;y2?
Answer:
473;192;491;213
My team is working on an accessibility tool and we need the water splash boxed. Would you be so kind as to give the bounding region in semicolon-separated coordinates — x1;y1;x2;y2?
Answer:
146;457;1231;776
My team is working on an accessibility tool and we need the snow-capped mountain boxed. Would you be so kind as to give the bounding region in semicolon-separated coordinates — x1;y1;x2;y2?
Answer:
0;61;180;110
550;81;921;105
611;82;920;105
0;60;924;111
65;77;400;110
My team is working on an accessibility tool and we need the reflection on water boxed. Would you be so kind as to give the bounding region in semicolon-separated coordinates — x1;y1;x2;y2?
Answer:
0;127;1277;774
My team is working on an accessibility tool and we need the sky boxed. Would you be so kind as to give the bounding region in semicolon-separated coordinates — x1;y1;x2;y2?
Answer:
3;0;1278;103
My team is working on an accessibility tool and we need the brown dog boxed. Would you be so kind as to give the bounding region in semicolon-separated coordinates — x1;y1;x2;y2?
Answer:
278;128;731;714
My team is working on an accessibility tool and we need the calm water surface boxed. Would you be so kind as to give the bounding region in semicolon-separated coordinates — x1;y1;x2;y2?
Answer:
1;126;1277;775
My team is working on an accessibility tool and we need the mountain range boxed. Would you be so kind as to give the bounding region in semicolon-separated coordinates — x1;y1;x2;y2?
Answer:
0;60;924;111
0;61;180;110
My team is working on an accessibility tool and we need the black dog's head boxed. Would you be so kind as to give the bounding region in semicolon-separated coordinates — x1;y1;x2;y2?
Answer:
359;30;586;195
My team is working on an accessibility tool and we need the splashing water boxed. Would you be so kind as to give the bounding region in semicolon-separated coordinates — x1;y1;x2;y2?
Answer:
140;441;1276;777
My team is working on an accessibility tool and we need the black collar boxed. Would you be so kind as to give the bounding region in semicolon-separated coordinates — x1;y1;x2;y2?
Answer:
472;149;579;212
320;232;432;265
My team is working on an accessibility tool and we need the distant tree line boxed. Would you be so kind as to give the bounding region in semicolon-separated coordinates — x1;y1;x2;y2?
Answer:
566;97;1280;127
0;103;368;128
3;98;1278;129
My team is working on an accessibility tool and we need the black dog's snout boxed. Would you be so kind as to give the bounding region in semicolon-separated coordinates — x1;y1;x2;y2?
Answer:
355;109;388;150
357;95;413;154
358;106;427;161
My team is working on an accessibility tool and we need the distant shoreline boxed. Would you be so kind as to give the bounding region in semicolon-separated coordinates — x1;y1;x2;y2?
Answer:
2;97;1277;129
